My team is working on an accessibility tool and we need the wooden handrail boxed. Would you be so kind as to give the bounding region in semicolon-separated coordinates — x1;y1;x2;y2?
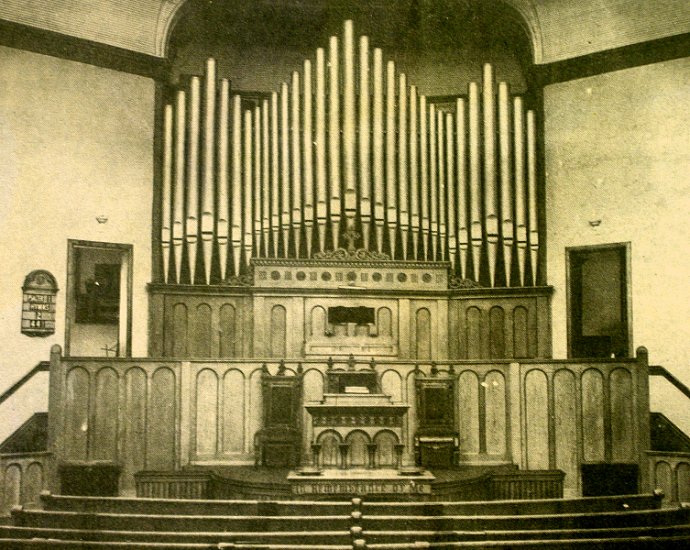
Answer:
650;365;690;401
0;361;50;407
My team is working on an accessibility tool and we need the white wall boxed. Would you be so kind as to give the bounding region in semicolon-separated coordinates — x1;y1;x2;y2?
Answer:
0;46;154;442
544;57;690;434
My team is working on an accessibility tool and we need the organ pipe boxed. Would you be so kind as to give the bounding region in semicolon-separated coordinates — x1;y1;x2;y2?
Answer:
359;36;372;251
201;59;216;283
514;96;527;285
159;20;542;288
217;79;230;280
173;90;186;284
328;36;341;249
386;60;397;257
186;76;201;283
498;82;513;285
161;103;173;283
303;60;314;257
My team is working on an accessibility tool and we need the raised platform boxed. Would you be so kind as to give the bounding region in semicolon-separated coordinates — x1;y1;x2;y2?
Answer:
136;464;564;502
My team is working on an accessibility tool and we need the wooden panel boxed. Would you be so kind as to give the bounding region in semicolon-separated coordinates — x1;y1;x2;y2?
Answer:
415;308;431;360
248;369;263;455
554;369;578;495
457;370;480;454
525;369;549;469
172;302;188;357
654;461;673;499
381;370;402;402
92;367;119;460
677;462;690;502
219;304;236;358
581;368;605;462
310;306;326;337
318;432;339;467
194;303;212;357
23;462;44;507
489;306;505;358
466;306;482;359
378;307;392;336
302;369;323;454
147;367;176;470
195;368;218;458
513;306;529;358
484;370;507;456
222;369;245;454
64;367;89;461
346;431;369;467
123;367;147;485
270;305;287;358
374;431;397;467
610;368;634;461
3;464;21;509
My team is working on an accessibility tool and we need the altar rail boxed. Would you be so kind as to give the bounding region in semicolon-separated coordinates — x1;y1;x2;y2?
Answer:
46;345;650;498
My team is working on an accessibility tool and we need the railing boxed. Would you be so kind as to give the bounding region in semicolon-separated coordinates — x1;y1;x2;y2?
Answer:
650;365;690;401
0;362;49;407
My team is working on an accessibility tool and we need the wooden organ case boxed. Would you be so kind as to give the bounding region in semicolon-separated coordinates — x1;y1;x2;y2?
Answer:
148;19;551;362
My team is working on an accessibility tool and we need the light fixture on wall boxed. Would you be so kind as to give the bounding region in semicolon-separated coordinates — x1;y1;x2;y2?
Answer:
96;215;108;224
588;219;602;227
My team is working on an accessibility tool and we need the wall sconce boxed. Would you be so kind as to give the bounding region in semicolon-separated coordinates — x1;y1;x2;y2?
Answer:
588;219;602;227
96;215;108;224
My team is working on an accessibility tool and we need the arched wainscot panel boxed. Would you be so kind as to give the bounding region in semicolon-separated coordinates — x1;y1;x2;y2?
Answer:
248;369;263;456
581;369;605;462
484;371;507;456
610;368;634;461
374;431;398;467
554;369;578;496
23;462;44;507
310;306;326;337
222;369;245;454
303;369;324;455
458;371;480;454
466;307;482;359
3;464;21;510
270;305;287;358
489;307;505;359
513;306;529;358
123;367;147;482
415;308;431;360
194;303;213;357
525;369;549;469
92;367;119;461
195;369;218;458
147;367;176;470
654;461;673;500
677;463;690;503
381;370;402;402
346;431;370;468
378;307;392;337
219;304;237;358
318;431;340;468
172;303;188;357
64;367;90;461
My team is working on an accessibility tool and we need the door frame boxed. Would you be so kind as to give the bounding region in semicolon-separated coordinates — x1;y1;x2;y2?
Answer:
565;242;632;359
65;239;133;357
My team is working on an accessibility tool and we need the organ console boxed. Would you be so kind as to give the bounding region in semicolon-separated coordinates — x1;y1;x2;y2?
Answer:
158;20;541;287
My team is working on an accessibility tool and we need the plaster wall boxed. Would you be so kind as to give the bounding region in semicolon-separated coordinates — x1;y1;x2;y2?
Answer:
544;57;690;434
0;46;154;442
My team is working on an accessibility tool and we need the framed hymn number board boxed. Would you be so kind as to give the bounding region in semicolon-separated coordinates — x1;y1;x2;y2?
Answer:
22;270;58;337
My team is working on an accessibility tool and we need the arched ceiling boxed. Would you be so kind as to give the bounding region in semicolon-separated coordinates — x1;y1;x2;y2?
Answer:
0;0;689;64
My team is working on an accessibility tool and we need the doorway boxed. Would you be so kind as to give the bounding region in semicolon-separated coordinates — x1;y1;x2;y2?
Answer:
567;243;631;358
65;240;133;357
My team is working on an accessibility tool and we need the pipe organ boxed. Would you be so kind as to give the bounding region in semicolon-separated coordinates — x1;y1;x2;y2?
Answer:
159;21;541;287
